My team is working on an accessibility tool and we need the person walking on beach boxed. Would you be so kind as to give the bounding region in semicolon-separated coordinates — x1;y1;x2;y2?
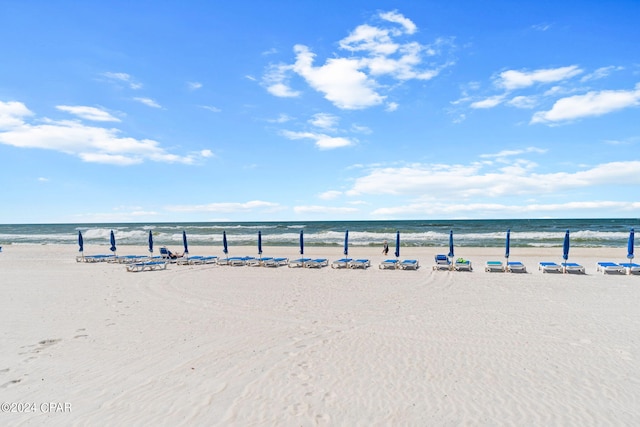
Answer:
382;240;389;256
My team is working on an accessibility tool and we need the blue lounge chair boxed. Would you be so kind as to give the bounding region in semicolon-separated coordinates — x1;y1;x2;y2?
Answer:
305;258;328;268
126;261;167;272
399;259;419;270
112;254;148;264
485;261;505;272
77;254;115;263
596;262;625;274
562;262;585;274
263;257;289;267
619;262;640;275
349;259;370;269
159;247;184;263
246;257;273;266
432;254;451;271
331;258;353;269
186;255;218;265
289;257;312;268
539;262;562;273
506;261;527;273
454;258;472;271
226;256;255;266
379;259;399;269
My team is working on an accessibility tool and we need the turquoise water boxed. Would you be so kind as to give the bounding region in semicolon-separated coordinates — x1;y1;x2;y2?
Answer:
0;219;637;248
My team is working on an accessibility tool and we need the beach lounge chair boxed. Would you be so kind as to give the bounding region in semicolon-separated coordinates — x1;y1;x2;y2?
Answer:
539;262;563;273
349;259;370;269
160;247;183;263
331;258;353;269
112;254;147;264
485;261;505;272
562;262;585;274
454;258;472;271
77;254;114;263
619;262;640;275
227;256;255;266
263;257;289;267
289;257;312;268
506;261;527;273
305;258;328;268
379;259;399;269
126;261;167;272
399;259;419;270
246;257;273;267
596;262;625;274
432;254;451;271
183;255;218;265
176;255;197;265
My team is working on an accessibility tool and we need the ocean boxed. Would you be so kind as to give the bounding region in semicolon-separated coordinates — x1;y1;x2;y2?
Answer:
0;219;637;249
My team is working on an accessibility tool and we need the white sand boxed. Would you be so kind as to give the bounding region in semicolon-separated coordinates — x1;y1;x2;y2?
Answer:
1;244;639;426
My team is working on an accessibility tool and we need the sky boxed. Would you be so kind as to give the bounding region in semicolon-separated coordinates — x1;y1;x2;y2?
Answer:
1;0;639;223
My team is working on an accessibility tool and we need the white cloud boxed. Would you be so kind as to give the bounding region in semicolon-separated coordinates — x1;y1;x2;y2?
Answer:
134;97;162;108
379;10;417;34
201;105;221;113
470;94;506;109
480;147;547;159
56;105;121;122
0;101;33;128
166;200;282;213
497;65;583;90
385;102;399;112
281;130;354;150
507;95;538;109
187;81;203;90
351;123;372;134
267;114;292;123
262;11;452;110
346;160;640;199
318;190;342;200
263;64;301;98
371;200;640;217
102;72;142;89
531;23;552;32
531;84;640;124
292;45;384;110
309;113;339;130
581;66;624;82
339;24;400;56
0;101;209;165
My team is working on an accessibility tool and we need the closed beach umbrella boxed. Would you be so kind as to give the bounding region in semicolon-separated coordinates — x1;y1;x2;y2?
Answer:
628;228;635;260
258;231;263;257
562;230;570;261
343;230;349;257
109;230;116;254
395;231;400;259
562;229;570;273
148;230;153;254
182;230;189;256
505;229;511;261
448;230;454;259
223;231;228;256
299;230;304;255
78;231;84;254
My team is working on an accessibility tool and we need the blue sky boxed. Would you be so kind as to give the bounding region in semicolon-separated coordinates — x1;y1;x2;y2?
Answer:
1;0;639;223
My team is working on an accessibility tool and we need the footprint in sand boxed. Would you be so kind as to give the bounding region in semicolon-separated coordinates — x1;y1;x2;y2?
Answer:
34;338;62;353
0;379;22;389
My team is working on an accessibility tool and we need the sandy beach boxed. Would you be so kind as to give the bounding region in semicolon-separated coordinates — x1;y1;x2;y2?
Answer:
1;244;639;426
